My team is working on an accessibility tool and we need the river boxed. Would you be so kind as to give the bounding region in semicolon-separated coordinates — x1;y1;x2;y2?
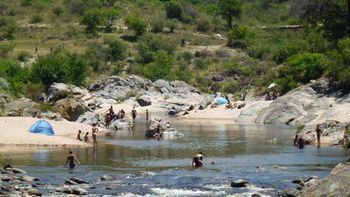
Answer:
1;121;349;196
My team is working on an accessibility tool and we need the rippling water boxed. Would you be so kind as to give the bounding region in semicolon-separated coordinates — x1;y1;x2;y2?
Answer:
1;121;349;196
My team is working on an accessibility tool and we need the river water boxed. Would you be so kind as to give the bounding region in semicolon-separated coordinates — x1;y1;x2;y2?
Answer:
1;121;349;196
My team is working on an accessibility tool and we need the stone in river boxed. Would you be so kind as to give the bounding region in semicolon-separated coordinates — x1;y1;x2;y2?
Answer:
12;168;27;174
65;180;78;185
19;175;34;182
72;187;88;195
100;175;114;181
56;187;73;194
231;179;249;187
70;177;89;184
26;188;41;196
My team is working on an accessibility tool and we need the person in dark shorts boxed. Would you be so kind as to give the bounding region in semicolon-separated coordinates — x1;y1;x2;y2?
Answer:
65;151;80;169
293;134;299;146
92;123;98;148
316;124;322;148
192;152;203;168
298;137;304;149
84;132;89;142
131;106;137;122
77;130;82;141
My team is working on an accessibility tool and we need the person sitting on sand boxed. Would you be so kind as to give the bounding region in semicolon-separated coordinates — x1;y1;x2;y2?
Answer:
192;152;203;168
225;102;234;110
210;102;218;109
77;130;82;141
65;151;80;169
84;132;89;142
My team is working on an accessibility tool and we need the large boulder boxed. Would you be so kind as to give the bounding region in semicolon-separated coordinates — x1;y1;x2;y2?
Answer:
47;83;88;102
136;95;152;106
109;119;131;131
4;98;38;117
298;161;350;196
77;111;102;126
145;119;181;138
55;98;87;121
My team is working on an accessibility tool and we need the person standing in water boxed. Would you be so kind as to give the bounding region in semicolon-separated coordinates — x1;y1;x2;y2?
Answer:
192;152;203;168
65;151;80;169
316;124;322;148
77;130;82;141
145;109;149;122
92;123;98;148
131;106;137;122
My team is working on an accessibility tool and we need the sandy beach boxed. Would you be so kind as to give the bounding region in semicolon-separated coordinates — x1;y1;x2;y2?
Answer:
0;117;106;147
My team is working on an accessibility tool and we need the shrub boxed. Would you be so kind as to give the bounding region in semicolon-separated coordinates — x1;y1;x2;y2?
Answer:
31;50;88;86
221;80;237;93
52;6;64;17
24;83;45;101
0;43;14;58
165;1;182;19
166;19;176;33
17;51;32;62
196;17;211;32
144;51;175;81
125;16;147;37
30;14;43;23
151;19;164;33
0;17;16;40
106;39;128;61
272;40;308;64
284;53;325;83
275;75;299;94
138;33;176;63
227;25;255;48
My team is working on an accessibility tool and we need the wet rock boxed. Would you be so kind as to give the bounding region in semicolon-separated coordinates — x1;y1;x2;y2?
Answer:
100;175;114;181
251;193;262;197
212;75;224;82
72;187;88;195
136;95;152;106
26;188;41;196
69;178;88;184
145;119;181;138
168;109;178;116
19;175;34;182
56;187;73;194
2;177;13;182
237;103;246;109
292;179;303;184
283;188;301;197
55;98;87;121
65;180;78;185
33;177;40;182
231;179;249;187
110;119;131;131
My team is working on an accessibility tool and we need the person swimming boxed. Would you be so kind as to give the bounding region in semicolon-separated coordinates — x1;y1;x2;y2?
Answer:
192;152;203;168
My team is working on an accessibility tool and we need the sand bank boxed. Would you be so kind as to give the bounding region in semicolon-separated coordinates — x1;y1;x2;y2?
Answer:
0;117;106;147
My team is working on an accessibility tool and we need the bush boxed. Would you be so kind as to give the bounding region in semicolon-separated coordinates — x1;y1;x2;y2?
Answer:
166;19;176;33
106;39;128;61
221;80;237;93
125;16;147;37
272;40;308;64
276;75;299;94
138;33;177;63
0;43;14;58
52;6;64;17
30;14;43;23
0;17;16;40
151;19;164;33
283;53;325;83
144;51;175;81
165;1;182;19
17;51;32;62
31;50;88;86
0;58;29;94
227;25;255;48
196;17;211;32
24;83;45;101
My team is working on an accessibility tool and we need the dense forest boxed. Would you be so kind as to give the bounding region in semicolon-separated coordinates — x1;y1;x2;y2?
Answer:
0;0;350;101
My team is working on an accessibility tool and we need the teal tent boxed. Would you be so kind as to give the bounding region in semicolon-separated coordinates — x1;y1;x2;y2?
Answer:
29;120;55;136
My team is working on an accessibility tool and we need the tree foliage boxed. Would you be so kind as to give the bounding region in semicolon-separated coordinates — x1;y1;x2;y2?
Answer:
218;0;242;28
125;16;147;37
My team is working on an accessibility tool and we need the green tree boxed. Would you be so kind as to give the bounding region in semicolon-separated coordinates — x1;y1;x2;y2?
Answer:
302;0;350;41
81;9;102;34
106;39;128;61
31;50;88;86
165;1;182;19
218;0;242;29
100;8;119;33
125;16;147;37
144;51;174;81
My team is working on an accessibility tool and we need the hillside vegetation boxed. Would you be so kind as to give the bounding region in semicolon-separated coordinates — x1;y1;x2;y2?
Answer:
0;0;350;101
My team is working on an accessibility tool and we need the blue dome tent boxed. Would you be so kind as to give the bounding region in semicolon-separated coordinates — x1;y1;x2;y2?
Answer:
29;120;55;136
215;97;228;105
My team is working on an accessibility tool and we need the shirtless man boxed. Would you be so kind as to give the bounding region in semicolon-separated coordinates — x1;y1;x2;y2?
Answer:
192;152;203;168
77;130;82;141
92;123;98;148
131;106;137;122
65;151;80;169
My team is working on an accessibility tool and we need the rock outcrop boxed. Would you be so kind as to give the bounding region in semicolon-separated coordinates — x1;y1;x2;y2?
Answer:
285;160;350;196
55;98;87;121
4;98;38;117
145;119;182;138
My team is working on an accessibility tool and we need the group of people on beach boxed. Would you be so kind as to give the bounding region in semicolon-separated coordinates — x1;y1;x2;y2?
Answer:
293;124;323;149
76;123;99;147
105;106;138;129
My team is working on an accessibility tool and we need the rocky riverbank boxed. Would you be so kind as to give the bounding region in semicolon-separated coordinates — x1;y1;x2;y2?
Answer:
284;159;350;196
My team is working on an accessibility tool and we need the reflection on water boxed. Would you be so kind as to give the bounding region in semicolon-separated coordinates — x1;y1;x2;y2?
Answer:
0;121;349;196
